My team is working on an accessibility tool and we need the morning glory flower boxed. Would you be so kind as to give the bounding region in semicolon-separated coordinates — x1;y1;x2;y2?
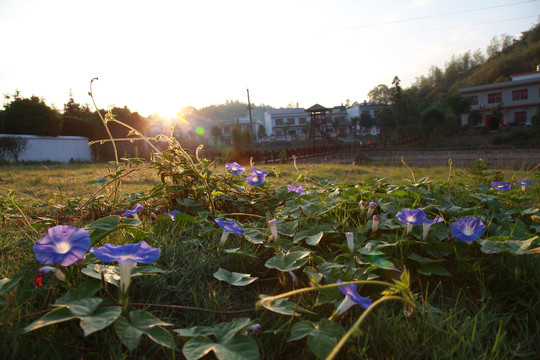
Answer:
422;216;443;240
287;185;306;196
366;202;377;218
34;266;66;288
359;200;367;212
33;225;91;266
372;215;381;233
345;232;354;252
268;219;278;242
225;162;245;175
90;241;160;294
246;171;267;186
334;279;372;317
164;210;181;220
122;203;143;218
215;217;245;245
451;217;486;242
516;178;532;191
396;208;426;234
250;167;269;177
490;181;511;192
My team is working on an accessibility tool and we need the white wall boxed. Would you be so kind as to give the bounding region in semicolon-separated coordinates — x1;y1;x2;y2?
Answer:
0;135;92;163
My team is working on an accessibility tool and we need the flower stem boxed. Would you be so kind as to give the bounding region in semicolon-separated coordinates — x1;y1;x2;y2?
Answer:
326;295;416;360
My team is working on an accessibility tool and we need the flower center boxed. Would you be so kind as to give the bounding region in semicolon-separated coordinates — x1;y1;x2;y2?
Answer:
463;227;474;236
55;241;71;254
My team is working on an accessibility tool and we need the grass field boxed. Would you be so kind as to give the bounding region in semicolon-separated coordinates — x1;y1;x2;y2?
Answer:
1;159;539;359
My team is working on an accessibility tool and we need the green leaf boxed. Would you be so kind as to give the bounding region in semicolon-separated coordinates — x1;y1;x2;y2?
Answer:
183;335;259;360
224;247;258;258
182;336;215;360
213;318;253;343
307;320;344;360
265;251;311;272
174;326;213;340
243;228;267;244
0;276;23;295
23;307;77;333
115;311;175;352
86;215;120;231
55;280;102;304
213;268;258;286
479;236;537;254
82;264;120;286
80;305;122;336
260;297;307;316
288;320;314;342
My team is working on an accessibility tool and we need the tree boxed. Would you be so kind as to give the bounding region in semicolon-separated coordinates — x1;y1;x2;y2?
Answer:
210;125;223;144
2;96;62;136
0;136;29;163
420;108;444;138
367;84;392;105
359;112;375;131
257;124;267;138
467;111;482;127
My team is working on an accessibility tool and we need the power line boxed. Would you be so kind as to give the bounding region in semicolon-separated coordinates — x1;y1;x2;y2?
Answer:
328;0;539;33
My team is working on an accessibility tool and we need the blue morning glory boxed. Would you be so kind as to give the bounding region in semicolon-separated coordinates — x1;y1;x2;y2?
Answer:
250;167;268;177
451;217;486;242
516;178;532;191
246;172;267;186
122;203;143;217
215;217;245;245
33;225;91;266
396;208;426;233
422;216;443;239
490;181;511;191
335;279;372;316
164;210;181;220
89;241;161;293
287;185;306;196
225;162;245;175
89;241;161;264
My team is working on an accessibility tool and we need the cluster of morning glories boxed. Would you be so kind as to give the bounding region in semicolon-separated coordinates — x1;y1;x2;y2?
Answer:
32;204;159;306
490;178;533;192
225;162;269;186
394;207;486;242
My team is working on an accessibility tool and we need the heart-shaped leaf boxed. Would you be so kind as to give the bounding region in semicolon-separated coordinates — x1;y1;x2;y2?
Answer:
213;268;258;286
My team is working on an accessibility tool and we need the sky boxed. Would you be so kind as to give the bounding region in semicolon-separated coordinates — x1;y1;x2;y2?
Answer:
0;0;538;118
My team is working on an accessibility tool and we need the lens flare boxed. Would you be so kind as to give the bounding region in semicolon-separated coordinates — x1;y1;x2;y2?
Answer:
195;126;205;135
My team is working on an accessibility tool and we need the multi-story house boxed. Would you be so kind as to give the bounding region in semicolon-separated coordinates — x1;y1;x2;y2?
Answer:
458;68;540;129
346;101;384;136
220;117;264;146
263;108;310;140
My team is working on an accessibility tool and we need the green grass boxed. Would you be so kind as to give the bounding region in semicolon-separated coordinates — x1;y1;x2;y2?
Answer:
1;161;539;359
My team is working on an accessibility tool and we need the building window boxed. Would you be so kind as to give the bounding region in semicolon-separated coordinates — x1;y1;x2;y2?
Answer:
275;130;283;136
288;130;296;135
488;92;502;104
275;118;283;126
223;126;230;134
469;96;478;105
514;111;526;124
299;117;307;124
512;89;528;101
286;118;295;125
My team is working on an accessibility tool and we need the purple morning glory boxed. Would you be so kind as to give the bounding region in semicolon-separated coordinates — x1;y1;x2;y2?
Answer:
164;210;181;220
214;217;244;235
516;179;532;191
122;203;143;217
451;217;486;242
246;172;267;186
250;167;268;177
89;241;161;264
90;241;160;293
396;208;426;233
287;185;306;196
33;225;91;266
335;279;372;316
422;216;443;239
366;202;377;218
215;217;244;245
490;181;511;192
225;162;245;175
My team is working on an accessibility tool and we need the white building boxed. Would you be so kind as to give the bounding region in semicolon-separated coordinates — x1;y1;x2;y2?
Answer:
0;134;92;163
458;68;540;128
220;117;264;145
263;108;310;140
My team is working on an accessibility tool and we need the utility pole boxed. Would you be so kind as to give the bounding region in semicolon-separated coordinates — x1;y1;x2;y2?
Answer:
247;89;254;150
